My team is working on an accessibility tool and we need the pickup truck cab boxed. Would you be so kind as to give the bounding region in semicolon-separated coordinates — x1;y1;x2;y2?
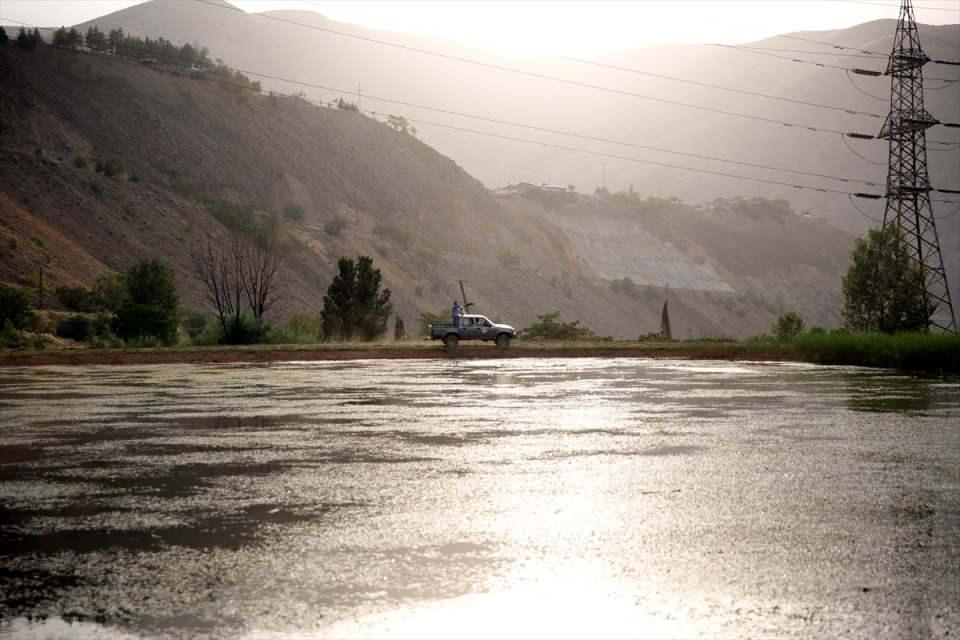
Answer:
429;314;517;349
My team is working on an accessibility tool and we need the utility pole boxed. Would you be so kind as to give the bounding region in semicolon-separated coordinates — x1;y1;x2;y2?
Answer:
878;0;956;333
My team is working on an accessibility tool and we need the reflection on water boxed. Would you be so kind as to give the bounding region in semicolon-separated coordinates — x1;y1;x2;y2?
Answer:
846;372;936;413
1;359;959;639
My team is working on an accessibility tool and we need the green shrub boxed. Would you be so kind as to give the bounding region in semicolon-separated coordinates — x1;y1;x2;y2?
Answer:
55;315;93;342
56;286;96;312
92;271;127;312
73;155;87;169
324;216;347;237
791;332;960;374
0;285;34;330
94;156;127;177
772;311;805;342
283;203;305;222
182;311;211;340
112;259;180;345
521;312;595;341
0;319;25;349
271;312;323;344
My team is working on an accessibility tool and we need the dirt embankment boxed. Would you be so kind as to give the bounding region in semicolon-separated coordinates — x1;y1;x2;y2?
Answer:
0;343;800;367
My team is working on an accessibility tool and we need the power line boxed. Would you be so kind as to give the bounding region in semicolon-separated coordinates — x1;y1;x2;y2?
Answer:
10;17;960;201
740;45;888;59
188;0;887;137
779;33;960;67
844;69;891;100
848;194;884;223
8;18;891;188
831;0;960;12
778;34;888;57
11;14;960;149
714;43;960;83
236;67;888;186
555;54;886;119
3;32;882;199
841;134;888;164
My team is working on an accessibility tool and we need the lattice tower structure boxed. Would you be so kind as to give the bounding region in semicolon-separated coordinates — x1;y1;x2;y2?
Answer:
878;0;956;333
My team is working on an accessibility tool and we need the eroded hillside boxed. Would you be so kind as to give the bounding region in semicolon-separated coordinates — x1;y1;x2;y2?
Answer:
1;43;854;338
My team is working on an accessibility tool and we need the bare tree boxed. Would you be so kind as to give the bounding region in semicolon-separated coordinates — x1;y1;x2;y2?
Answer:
191;231;243;341
240;224;281;330
191;224;282;342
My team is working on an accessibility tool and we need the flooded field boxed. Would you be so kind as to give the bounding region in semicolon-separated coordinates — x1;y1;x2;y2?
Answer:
1;358;958;639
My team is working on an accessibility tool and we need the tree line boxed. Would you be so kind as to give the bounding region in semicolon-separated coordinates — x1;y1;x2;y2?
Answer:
50;25;212;66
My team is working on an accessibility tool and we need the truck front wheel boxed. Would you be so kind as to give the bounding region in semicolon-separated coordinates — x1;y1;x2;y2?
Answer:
495;333;511;349
444;334;459;351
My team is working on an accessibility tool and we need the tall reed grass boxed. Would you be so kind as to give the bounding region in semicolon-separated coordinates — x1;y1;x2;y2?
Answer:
790;332;960;374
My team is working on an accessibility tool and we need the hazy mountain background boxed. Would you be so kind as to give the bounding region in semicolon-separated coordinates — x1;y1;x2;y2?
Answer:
1;1;957;338
73;0;960;301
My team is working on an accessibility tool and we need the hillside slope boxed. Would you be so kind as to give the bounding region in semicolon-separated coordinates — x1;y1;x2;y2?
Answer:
73;3;960;227
1;43;853;338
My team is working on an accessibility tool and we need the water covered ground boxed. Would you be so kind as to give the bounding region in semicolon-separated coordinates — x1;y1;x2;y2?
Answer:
1;358;958;639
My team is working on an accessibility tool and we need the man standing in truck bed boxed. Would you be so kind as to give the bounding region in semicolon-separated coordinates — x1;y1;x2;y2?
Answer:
451;301;463;327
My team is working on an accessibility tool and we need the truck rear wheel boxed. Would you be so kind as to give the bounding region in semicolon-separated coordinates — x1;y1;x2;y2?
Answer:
496;333;511;349
444;334;459;351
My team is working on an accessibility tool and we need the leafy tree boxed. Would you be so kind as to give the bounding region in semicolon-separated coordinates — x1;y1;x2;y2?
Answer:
842;226;932;333
85;26;107;51
56;285;96;312
0;285;34;329
16;27;35;51
772;311;805;341
521;312;595;341
113;258;180;344
321;256;393;340
53;27;68;47
107;27;124;53
336;98;359;112
92;271;127;312
56;315;94;342
1;320;25;349
60;27;83;49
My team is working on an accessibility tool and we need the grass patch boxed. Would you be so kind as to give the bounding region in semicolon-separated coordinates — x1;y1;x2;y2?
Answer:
790;332;960;374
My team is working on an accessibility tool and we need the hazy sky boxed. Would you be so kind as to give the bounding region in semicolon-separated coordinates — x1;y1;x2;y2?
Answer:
1;0;958;55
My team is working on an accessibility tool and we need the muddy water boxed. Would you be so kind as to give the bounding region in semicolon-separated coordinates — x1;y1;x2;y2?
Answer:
0;359;958;639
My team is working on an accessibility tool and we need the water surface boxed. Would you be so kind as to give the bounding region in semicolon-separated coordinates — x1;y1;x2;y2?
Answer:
1;358;958;638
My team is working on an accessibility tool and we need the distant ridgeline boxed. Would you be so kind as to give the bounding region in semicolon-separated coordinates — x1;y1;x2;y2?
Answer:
44;25;261;92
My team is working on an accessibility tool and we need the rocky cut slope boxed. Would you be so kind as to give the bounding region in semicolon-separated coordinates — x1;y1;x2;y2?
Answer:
1;41;853;338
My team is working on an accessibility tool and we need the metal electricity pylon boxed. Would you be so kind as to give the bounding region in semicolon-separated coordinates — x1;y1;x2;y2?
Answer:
877;0;957;333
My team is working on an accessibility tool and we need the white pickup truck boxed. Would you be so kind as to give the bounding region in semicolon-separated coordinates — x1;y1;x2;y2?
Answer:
429;314;518;349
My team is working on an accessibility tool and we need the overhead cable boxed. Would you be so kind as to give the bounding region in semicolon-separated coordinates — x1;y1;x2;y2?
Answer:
713;43;960;84
10;17;960;200
186;0;890;134
555;54;886;118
